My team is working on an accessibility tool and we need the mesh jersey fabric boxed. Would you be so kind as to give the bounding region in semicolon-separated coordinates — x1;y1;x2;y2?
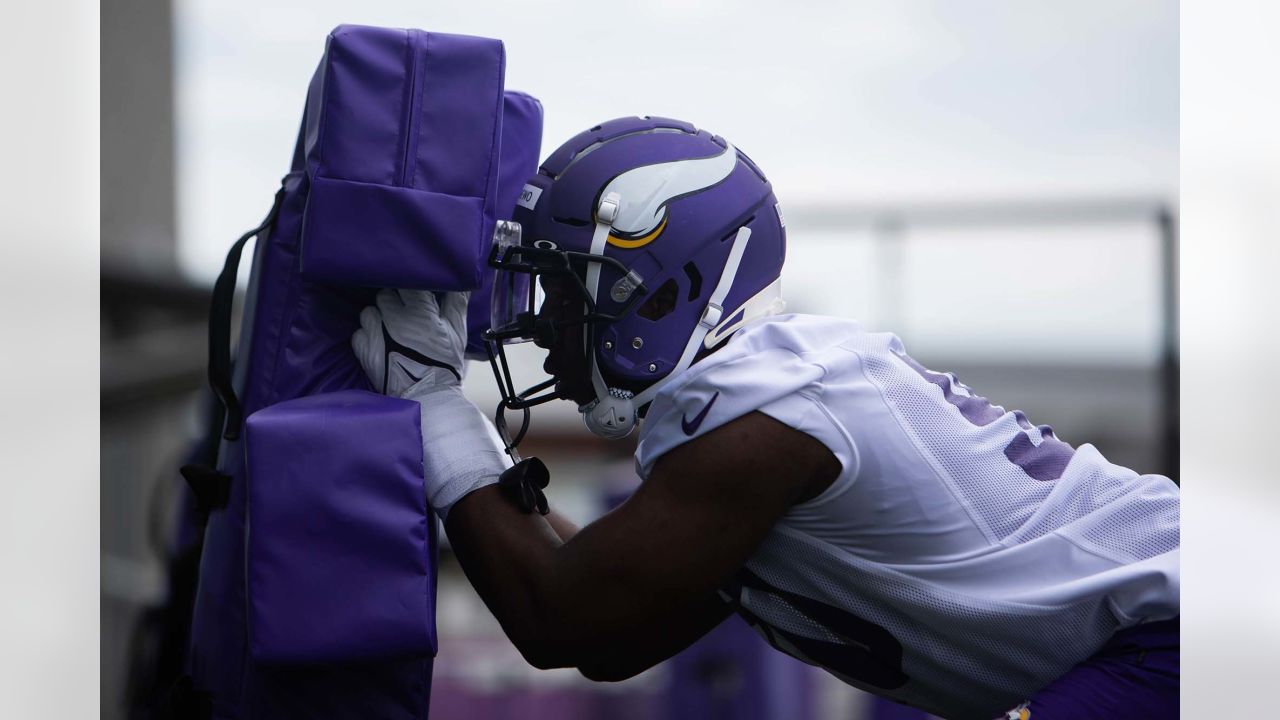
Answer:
634;314;1180;719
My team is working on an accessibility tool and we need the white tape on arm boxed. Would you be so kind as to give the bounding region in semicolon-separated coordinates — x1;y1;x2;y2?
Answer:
406;383;513;521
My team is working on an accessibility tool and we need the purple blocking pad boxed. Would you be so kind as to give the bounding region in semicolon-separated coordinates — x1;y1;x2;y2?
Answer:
244;390;437;663
182;23;547;717
300;26;506;290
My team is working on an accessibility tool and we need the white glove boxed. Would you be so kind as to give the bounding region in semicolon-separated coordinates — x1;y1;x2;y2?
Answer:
352;289;511;521
354;289;469;397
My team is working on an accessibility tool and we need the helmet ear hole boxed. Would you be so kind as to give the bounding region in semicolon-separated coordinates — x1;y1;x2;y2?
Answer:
637;278;679;321
682;262;703;301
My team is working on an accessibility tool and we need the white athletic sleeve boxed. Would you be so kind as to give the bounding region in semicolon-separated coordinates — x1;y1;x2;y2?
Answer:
634;340;858;493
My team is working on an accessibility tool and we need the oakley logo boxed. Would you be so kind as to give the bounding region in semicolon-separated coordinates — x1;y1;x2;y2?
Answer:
681;391;720;436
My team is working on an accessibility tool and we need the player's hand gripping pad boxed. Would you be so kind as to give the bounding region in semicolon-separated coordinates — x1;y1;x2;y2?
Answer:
299;25;505;291
244;390;437;663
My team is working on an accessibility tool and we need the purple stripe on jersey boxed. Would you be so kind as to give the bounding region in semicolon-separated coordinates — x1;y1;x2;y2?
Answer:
892;348;1076;482
1003;430;1074;482
893;350;1005;426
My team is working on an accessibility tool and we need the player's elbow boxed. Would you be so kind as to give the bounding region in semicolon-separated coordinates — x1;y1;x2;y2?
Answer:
512;625;635;675
510;629;576;671
577;660;645;683
502;579;640;673
493;583;580;669
507;613;594;671
520;647;565;671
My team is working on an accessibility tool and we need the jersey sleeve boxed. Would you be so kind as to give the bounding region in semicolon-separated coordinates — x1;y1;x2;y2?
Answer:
634;345;858;484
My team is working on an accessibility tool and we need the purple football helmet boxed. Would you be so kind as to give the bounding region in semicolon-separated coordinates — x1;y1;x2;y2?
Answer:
486;116;786;440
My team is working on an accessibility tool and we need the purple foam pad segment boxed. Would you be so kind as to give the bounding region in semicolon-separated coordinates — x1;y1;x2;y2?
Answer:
244;390;436;663
299;26;506;291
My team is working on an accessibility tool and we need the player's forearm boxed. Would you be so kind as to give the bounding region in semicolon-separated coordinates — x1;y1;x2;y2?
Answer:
445;486;568;667
444;486;708;671
545;508;580;542
447;485;638;670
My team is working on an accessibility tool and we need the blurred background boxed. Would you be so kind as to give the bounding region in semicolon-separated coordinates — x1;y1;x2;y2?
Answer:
100;1;1177;718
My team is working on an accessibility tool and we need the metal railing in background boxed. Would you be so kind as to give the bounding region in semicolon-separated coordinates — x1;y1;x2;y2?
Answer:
786;197;1178;479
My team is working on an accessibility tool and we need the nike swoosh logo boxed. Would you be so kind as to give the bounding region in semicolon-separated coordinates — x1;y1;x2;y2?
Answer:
681;391;720;436
381;324;461;383
395;358;424;384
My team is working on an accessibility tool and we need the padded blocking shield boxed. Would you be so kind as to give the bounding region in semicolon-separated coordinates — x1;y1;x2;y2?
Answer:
182;23;544;719
300;26;505;290
245;391;437;664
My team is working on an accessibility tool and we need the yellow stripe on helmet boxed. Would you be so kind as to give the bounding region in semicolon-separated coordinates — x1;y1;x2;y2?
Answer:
606;217;668;249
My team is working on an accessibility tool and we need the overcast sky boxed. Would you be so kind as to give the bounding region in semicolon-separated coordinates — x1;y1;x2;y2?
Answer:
173;0;1177;362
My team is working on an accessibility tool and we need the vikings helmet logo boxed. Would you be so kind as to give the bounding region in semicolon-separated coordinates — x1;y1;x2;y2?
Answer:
596;143;738;249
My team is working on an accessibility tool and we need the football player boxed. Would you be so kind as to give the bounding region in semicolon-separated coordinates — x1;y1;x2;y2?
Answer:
351;117;1179;719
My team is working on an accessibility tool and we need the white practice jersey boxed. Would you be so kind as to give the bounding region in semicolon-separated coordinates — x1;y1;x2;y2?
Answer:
634;314;1179;720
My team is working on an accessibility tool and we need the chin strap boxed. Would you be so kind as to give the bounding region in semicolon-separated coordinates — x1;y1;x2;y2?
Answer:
584;192;619;308
580;208;762;438
582;192;639;439
702;277;785;349
630;225;753;409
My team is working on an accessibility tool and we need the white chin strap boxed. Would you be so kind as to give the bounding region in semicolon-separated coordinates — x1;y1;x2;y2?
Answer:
580;193;634;439
580;192;776;439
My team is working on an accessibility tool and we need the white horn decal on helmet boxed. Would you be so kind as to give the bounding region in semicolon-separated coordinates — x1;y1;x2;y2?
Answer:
598;143;738;249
